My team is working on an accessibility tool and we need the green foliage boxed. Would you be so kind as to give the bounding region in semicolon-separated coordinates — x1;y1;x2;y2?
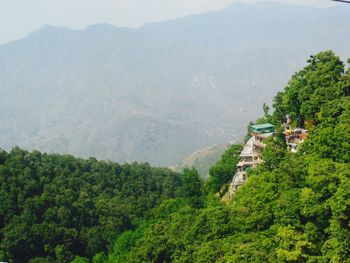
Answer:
71;256;89;263
263;103;270;119
180;167;203;198
0;149;196;262
301;95;350;163
273;50;344;126
244;121;255;143
261;136;288;171
207;144;243;195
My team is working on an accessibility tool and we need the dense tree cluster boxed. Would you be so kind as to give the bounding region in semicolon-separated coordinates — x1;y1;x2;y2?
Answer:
207;144;242;195
0;149;202;262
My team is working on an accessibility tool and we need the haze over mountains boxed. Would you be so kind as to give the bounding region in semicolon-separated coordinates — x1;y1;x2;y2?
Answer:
0;2;349;166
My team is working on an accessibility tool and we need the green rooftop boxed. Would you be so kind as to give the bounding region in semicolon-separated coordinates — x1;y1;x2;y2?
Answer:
250;123;275;134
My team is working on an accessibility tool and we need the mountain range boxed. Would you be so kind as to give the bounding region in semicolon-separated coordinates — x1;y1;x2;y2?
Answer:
0;2;349;166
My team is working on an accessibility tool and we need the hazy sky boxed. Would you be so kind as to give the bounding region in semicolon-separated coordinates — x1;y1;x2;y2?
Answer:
0;0;339;44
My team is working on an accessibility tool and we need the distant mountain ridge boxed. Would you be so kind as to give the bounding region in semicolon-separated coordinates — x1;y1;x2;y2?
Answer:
170;142;232;178
0;2;349;166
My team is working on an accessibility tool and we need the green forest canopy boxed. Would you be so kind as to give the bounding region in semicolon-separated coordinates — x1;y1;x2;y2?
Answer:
0;150;203;262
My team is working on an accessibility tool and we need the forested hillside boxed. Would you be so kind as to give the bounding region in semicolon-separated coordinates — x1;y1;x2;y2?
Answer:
1;50;349;263
101;51;350;262
0;150;203;262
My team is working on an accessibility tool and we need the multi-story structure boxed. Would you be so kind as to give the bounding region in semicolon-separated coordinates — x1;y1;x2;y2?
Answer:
228;123;275;196
284;127;308;153
226;123;309;200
